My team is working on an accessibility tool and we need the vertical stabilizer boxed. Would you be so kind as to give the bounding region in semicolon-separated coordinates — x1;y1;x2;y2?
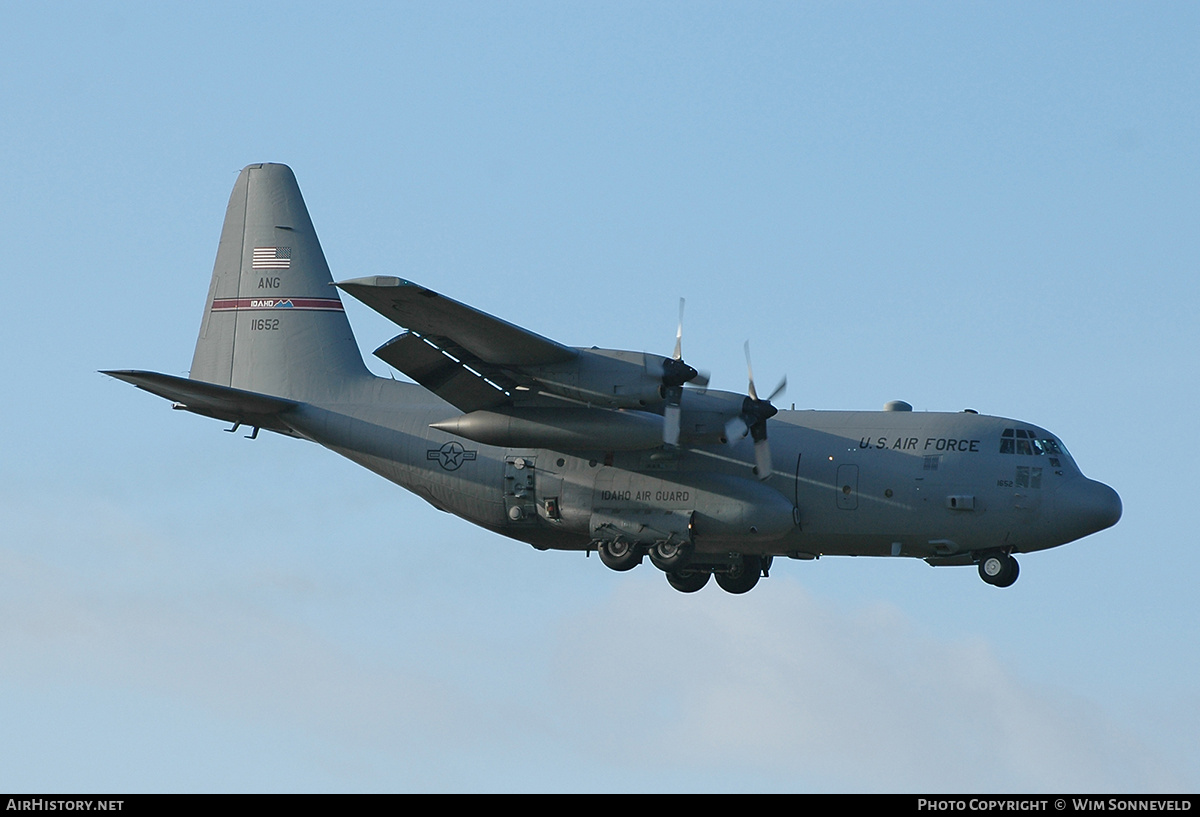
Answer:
190;163;371;400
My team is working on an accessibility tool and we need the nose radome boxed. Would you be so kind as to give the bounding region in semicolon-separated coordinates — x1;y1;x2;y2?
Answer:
1056;478;1122;540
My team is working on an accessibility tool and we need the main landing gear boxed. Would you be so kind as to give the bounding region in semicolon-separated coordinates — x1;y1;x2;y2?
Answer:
593;539;769;595
713;555;762;594
666;568;710;593
664;554;764;594
648;540;692;572
597;539;643;572
977;552;1020;587
663;559;763;595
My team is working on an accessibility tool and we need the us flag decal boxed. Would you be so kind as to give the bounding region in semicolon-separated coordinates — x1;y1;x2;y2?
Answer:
252;247;291;269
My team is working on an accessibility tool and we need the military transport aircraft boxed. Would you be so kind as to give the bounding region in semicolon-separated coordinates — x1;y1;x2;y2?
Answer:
106;163;1122;594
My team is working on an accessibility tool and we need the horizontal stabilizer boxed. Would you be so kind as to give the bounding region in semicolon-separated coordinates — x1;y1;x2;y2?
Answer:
103;370;300;435
337;277;577;366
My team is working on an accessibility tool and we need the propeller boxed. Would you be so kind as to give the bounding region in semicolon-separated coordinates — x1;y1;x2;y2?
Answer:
724;341;786;479
661;298;708;447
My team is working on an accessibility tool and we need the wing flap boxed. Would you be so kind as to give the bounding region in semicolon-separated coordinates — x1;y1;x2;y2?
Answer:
103;370;300;435
336;277;577;366
373;333;512;412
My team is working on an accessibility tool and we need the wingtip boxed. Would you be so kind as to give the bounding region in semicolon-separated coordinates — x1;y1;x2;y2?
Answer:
334;275;408;290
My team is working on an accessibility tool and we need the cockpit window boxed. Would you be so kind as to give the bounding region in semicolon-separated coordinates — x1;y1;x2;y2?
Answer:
1000;428;1063;457
1000;429;1015;454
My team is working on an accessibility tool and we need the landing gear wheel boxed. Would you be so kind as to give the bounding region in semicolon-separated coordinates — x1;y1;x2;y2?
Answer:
666;569;710;593
649;540;693;572
994;556;1019;587
715;555;762;594
597;540;643;572
978;553;1019;587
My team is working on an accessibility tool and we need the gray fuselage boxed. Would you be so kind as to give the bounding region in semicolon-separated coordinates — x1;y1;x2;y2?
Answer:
283;376;1120;566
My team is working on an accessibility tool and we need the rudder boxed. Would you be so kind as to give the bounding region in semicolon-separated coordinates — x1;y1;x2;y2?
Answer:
190;163;371;400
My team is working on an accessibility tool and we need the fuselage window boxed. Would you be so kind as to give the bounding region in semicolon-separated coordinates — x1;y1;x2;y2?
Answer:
1016;466;1043;489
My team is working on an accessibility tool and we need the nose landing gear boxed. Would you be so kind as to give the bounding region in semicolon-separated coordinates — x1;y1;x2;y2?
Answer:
978;552;1020;587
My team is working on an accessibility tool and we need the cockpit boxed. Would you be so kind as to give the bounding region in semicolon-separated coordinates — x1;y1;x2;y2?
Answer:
999;428;1076;472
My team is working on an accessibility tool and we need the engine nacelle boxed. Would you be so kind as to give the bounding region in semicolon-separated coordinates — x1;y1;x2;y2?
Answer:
523;348;668;409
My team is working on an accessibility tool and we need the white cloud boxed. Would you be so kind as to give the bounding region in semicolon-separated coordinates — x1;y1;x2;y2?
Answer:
0;492;1189;792
546;580;1185;792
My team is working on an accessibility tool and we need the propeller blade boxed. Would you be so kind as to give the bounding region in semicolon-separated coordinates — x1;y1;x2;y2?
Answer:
664;403;682;448
754;438;773;480
690;369;711;388
660;297;710;446
674;297;685;360
662;299;701;393
730;341;786;475
767;375;787;403
744;341;758;401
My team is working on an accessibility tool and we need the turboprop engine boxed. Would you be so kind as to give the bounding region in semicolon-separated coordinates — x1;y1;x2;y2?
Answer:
432;393;739;451
521;348;677;409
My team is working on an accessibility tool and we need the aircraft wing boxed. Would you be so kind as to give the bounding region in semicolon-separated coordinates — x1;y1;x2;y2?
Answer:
337;276;579;412
103;370;301;436
336;277;576;366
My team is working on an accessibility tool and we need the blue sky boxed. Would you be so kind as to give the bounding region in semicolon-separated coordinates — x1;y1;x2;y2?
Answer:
1;1;1197;792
